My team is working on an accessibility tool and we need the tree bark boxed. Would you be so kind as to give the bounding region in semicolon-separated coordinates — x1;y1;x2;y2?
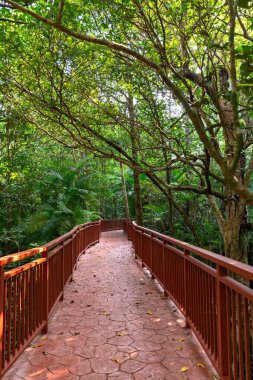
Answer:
120;162;130;219
163;147;174;235
127;93;144;226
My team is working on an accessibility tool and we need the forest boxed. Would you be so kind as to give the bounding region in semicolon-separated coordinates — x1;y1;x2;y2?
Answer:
0;0;252;264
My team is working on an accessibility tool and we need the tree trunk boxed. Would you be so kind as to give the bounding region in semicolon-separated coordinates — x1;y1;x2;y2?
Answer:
133;169;143;225
163;148;175;235
120;162;130;219
127;93;144;226
209;195;247;262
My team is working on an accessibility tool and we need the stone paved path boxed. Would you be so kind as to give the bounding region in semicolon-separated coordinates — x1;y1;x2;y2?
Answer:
3;231;218;380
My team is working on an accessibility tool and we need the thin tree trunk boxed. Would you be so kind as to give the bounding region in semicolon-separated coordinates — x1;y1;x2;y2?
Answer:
163;147;175;235
127;93;143;226
120;162;130;219
133;169;143;225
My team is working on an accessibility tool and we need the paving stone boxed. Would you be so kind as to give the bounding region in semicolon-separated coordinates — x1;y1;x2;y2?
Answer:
16;365;50;380
162;357;194;372
68;359;91;375
2;231;216;380
109;372;134;379
109;335;134;346
80;374;106;380
89;357;119;374
120;359;145;373
134;363;176;379
131;340;162;352
95;343;118;359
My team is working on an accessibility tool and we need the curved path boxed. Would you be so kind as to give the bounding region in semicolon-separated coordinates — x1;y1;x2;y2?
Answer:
3;231;217;380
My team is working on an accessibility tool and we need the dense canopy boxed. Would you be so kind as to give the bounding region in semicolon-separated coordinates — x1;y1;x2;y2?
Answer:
0;0;252;262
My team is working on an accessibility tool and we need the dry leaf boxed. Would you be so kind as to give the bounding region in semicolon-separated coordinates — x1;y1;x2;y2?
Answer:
41;335;47;340
117;332;123;336
181;366;189;372
31;344;43;348
176;346;183;351
177;338;185;342
197;363;205;368
114;357;120;363
42;351;48;355
213;376;219;380
139;278;145;284
102;311;110;316
147;310;153;315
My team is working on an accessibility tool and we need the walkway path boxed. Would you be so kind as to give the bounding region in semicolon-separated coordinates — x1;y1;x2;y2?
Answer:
3;231;217;380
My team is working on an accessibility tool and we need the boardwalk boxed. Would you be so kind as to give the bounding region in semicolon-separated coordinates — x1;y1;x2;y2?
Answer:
3;231;217;380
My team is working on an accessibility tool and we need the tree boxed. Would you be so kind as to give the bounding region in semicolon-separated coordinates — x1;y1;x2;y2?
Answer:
1;0;252;260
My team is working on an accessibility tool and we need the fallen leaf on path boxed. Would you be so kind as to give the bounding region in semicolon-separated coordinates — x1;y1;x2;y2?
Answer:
176;346;183;350
147;310;153;315
41;335;47;340
197;363;205;368
31;344;43;348
42;351;48;355
177;338;185;342
180;366;189;372
114;357;120;363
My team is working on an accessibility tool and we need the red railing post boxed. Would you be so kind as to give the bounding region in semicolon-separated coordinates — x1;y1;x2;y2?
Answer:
42;250;49;334
184;249;190;326
151;234;154;279
0;266;4;376
70;235;74;281
84;226;86;252
78;227;81;257
216;265;229;377
60;244;65;301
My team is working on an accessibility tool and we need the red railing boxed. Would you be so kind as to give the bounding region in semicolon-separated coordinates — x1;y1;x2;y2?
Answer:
100;219;124;231
124;220;253;380
0;220;113;376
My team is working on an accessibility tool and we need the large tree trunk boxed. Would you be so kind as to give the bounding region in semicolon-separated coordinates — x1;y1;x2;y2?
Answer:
209;195;247;262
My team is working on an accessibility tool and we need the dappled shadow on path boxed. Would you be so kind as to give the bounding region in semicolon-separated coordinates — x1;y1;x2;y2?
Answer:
3;231;217;380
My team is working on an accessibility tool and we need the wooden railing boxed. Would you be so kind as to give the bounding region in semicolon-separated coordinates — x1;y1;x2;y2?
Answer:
0;219;122;376
124;220;253;380
2;218;253;379
100;219;124;232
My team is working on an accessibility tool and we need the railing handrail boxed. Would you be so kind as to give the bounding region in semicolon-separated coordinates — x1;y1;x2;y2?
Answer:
0;221;101;267
0;218;123;377
125;219;253;380
132;221;253;281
